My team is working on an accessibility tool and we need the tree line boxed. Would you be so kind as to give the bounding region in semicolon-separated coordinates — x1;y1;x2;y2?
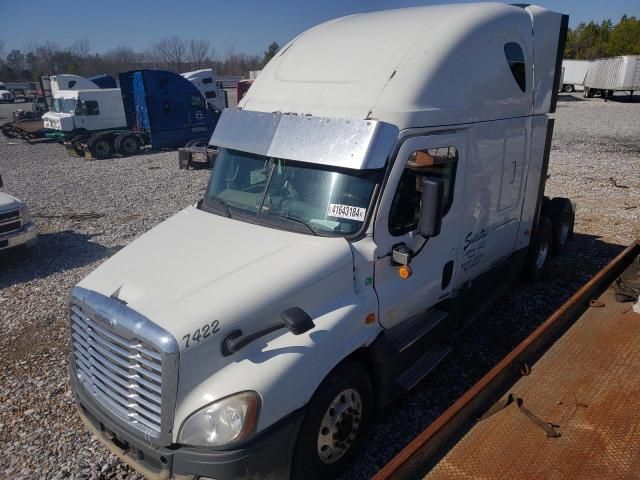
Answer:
0;37;280;83
564;15;640;59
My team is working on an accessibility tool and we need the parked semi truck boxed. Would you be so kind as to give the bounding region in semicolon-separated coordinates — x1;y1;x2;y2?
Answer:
62;69;225;159
181;68;228;111
68;3;570;479
1;75;117;140
560;59;590;92
583;55;640;99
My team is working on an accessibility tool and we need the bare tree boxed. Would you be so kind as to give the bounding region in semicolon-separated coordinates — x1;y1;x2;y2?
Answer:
154;36;187;72
70;38;91;59
188;39;210;70
101;46;139;78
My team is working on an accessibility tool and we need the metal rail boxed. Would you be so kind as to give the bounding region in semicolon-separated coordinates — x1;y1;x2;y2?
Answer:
373;240;640;480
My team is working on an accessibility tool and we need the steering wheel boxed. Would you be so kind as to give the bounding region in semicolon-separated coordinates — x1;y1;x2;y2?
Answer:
340;192;368;205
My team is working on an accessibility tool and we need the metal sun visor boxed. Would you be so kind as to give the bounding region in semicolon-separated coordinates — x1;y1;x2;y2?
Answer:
209;109;399;170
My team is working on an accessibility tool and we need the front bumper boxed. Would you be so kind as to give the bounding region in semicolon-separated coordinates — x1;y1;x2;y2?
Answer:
0;222;37;251
70;360;305;480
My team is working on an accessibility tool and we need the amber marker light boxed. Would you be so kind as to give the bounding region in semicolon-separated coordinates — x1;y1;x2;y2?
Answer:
398;265;412;279
365;313;376;324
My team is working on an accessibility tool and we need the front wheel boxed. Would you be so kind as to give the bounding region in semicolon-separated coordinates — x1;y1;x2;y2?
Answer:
291;361;373;480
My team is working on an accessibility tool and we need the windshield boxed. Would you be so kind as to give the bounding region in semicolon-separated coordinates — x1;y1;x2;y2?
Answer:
52;98;77;114
203;148;380;236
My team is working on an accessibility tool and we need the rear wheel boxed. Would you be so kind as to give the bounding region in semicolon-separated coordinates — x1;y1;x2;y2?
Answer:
563;84;574;93
291;361;373;480
548;197;574;255
87;136;114;159
185;138;208;148
115;134;140;156
524;216;552;281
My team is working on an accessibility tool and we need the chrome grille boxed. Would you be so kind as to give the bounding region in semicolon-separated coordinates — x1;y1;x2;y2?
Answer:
0;209;21;234
71;304;164;435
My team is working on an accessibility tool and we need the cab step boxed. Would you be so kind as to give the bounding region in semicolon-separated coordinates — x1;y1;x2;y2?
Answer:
396;344;452;391
386;309;448;352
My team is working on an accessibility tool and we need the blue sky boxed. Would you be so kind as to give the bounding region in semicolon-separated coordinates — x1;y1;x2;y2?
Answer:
1;0;638;56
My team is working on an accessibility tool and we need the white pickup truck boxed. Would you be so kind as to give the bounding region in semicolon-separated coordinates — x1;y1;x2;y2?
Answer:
0;174;37;254
68;3;571;479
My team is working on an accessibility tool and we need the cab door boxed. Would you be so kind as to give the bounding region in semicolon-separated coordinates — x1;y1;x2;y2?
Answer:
374;131;467;329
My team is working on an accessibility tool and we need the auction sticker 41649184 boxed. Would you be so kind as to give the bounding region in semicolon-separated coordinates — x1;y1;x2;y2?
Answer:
327;203;367;222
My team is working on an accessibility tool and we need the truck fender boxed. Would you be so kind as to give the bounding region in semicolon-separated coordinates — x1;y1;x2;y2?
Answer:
173;298;382;440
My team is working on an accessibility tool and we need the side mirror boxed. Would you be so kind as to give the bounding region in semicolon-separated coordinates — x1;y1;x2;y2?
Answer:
281;307;315;335
419;178;444;237
0;174;3;188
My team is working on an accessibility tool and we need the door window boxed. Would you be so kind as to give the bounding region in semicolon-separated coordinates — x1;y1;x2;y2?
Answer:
389;146;458;236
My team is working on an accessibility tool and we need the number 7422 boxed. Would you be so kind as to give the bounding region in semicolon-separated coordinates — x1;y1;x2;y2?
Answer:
183;320;220;348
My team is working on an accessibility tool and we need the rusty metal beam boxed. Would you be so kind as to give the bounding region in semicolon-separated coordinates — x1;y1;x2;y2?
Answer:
373;240;640;480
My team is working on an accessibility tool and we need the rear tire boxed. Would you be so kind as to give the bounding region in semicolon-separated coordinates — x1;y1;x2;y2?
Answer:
291;361;373;480
115;134;140;156
563;84;574;93
87;136;114;159
547;197;574;255
524;216;552;281
185;138;208;148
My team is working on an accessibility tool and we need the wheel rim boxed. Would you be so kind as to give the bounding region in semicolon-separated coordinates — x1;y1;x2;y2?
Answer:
558;213;571;245
95;141;110;156
316;388;363;464
536;238;549;269
123;138;137;153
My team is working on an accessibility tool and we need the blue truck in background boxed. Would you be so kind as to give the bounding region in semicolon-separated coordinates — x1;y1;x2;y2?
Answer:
65;69;225;159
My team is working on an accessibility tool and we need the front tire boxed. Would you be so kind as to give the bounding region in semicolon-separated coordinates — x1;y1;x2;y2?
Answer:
291;361;373;480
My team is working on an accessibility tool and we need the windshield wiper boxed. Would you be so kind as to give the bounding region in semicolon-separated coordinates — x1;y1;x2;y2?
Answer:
262;211;318;236
208;196;232;218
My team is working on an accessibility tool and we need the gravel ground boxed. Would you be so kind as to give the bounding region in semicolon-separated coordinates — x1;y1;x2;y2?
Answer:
0;92;638;480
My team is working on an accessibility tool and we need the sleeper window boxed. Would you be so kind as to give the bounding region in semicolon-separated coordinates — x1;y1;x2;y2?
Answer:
83;101;99;116
504;42;526;92
389;146;458;236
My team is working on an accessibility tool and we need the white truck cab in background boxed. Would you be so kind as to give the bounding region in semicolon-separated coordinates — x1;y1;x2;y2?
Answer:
181;68;228;111
42;89;127;133
69;4;571;479
0;82;15;103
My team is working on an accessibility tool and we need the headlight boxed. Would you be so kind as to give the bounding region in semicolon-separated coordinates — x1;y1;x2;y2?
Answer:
178;391;260;447
20;205;32;223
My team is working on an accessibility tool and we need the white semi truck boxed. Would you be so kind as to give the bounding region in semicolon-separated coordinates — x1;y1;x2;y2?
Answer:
42;89;127;134
68;3;570;479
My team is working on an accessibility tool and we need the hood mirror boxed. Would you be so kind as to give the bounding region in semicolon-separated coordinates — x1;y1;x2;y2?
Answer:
222;307;315;356
281;307;315;335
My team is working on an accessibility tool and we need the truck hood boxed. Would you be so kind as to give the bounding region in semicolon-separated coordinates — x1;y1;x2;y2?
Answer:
78;206;354;347
0;192;23;211
42;112;74;131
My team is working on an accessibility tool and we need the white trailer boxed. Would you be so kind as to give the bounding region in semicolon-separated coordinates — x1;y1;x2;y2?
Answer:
584;55;640;99
68;4;571;479
560;59;590;92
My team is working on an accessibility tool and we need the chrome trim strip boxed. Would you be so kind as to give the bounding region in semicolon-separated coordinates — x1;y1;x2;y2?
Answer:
209;109;399;170
69;286;179;446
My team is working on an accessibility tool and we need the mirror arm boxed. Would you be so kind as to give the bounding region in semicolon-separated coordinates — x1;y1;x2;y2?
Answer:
222;322;286;356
